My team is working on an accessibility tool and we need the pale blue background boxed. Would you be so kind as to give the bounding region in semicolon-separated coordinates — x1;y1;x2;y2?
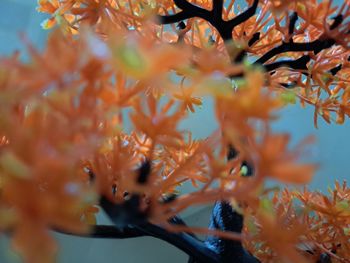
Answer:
0;0;348;262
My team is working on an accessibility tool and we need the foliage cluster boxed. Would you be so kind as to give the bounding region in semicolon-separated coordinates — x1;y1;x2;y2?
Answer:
1;0;350;262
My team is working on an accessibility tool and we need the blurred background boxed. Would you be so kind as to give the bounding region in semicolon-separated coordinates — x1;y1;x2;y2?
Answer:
0;0;348;262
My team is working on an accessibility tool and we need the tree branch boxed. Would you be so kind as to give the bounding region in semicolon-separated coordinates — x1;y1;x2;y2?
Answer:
99;194;220;262
235;32;261;63
157;0;259;42
139;223;220;263
158;11;194;24
173;0;212;21
212;0;224;22
288;12;299;35
156;1;345;74
205;202;259;263
225;0;259;31
253;11;344;69
254;38;335;65
173;0;198;11
53;225;146;239
264;54;311;72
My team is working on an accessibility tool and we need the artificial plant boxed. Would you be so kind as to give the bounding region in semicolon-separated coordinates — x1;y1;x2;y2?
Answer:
1;0;350;262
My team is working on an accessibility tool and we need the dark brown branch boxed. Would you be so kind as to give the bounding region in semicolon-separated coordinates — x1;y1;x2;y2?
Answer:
157;0;346;75
329;64;342;76
53;225;146;239
254;38;335;65
174;0;212;21
264;55;310;72
235;32;261;63
158;11;194;24
248;32;261;47
157;0;259;42
156;0;211;27
54;220;196;241
139;223;220;263
173;0;198;11
99;195;148;228
99;194;220;263
288;12;298;35
215;0;259;41
225;0;259;32
137;159;151;184
212;0;224;22
330;14;343;30
205;202;259;263
254;11;344;70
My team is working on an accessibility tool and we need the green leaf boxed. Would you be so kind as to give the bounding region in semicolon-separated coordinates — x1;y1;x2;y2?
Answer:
240;165;249;176
260;198;274;214
344;227;350;236
232;78;247;90
246;216;258;235
336;200;349;211
0;152;30;179
280;91;296;105
113;44;147;75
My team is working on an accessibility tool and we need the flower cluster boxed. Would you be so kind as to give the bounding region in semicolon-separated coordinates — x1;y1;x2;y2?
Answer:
244;181;350;262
